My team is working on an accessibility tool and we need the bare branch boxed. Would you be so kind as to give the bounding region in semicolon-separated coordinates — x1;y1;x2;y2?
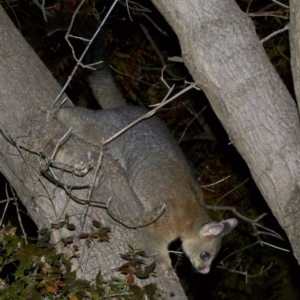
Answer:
10;184;28;244
214;178;249;205
272;0;289;9
103;82;199;145
200;175;231;188
217;263;273;283
46;0;119;119
0;183;12;226
261;24;289;44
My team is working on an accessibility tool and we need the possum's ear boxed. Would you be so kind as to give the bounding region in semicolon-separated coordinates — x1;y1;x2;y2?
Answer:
221;218;238;236
202;218;237;237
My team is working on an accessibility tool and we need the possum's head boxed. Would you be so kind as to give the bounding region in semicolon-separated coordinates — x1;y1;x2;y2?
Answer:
182;218;237;274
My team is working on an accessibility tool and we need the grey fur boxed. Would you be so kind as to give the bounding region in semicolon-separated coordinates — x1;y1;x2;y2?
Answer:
56;69;237;277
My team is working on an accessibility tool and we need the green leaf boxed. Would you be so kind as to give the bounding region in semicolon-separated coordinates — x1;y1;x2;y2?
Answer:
92;220;101;228
61;256;72;272
31;291;42;300
144;283;157;296
23;283;36;296
19;257;33;269
111;276;125;282
64;271;76;280
50;267;63;274
129;284;142;293
72;279;91;289
67;223;76;231
14;268;24;278
95;269;102;286
135;261;156;279
22;276;34;285
6;245;15;256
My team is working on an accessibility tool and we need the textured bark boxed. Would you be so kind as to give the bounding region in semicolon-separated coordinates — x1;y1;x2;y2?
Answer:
290;0;300;111
0;6;187;299
150;0;300;263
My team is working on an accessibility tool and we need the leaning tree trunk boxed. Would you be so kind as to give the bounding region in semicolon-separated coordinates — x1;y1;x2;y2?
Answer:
151;0;300;263
0;6;187;299
290;0;300;112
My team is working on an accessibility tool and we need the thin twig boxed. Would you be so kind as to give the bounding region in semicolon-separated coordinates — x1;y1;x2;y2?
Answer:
158;65;172;90
138;25;176;79
103;82;199;145
109;64;154;86
248;12;288;20
0;183;12;226
10;185;28;244
214;178;249;205
5;0;21;29
207;205;267;223
140;23;165;67
200;175;231;188
41;170;90;190
256;223;284;240
261;241;289;252
79;142;104;232
51;128;72;161
217;263;273;283
246;0;252;13
261;24;289;44
220;241;260;264
106;198;166;228
120;0;152;12
207;203;289;262
125;0;133;22
272;0;289;9
31;0;51;20
178;106;207;144
42;167;165;229
141;12;168;36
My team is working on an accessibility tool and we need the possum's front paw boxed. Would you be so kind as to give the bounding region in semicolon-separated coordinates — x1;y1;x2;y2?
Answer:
155;248;178;280
165;269;178;280
161;264;178;280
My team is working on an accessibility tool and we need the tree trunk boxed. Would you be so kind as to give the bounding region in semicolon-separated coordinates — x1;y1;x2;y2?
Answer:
151;0;300;263
290;0;300;111
0;6;187;299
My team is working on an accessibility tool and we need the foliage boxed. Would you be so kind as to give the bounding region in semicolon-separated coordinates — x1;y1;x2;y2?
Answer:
0;224;163;300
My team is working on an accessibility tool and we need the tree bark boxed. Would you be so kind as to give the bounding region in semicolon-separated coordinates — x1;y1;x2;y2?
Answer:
150;0;300;263
0;6;187;299
290;0;300;111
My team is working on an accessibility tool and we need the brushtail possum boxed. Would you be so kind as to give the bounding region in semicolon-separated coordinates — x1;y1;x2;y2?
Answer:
56;85;237;277
50;11;237;273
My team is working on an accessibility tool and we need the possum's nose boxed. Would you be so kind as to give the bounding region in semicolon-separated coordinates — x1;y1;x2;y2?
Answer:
198;266;210;274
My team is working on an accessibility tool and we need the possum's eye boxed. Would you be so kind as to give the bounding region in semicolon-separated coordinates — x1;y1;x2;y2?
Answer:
200;252;210;261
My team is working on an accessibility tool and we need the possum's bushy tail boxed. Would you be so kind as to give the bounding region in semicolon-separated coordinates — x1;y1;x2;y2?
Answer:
87;68;127;109
48;13;127;109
